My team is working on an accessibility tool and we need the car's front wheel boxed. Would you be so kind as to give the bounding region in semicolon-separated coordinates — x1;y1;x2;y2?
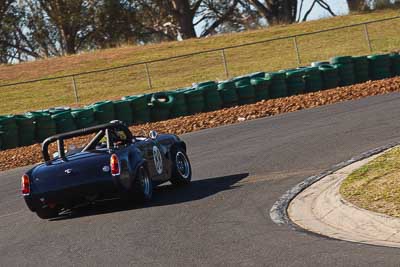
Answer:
170;149;192;186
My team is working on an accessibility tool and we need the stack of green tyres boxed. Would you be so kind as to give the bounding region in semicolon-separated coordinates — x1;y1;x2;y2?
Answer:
184;88;204;115
0;115;18;150
113;99;133;125
303;67;323;92
15;114;35;146
250;72;270;101
249;72;266;79
122;94;151;124
390;53;400;76
89;101;115;124
26;111;56;142
150;92;174;122
318;64;339;89
196;81;222;111
352;56;370;83
6;52;400;151
51;109;77;134
330;56;355;86
284;69;305;96
265;72;287;99
71;108;97;129
168;89;188;118
234;76;255;105
0;131;3;150
217;81;238;107
368;54;392;80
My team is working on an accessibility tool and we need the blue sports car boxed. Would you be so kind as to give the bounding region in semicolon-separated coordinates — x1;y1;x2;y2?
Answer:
21;121;192;219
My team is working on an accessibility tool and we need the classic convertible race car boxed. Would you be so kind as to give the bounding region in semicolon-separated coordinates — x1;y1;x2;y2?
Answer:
21;121;192;219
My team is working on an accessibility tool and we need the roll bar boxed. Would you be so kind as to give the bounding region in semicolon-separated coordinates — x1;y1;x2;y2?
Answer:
42;121;133;163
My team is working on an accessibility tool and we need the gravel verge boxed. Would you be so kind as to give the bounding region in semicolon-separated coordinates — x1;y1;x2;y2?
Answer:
1;77;400;172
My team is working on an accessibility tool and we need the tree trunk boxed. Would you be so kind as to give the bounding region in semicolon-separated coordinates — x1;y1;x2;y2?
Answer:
248;0;297;25
347;0;369;12
171;0;197;39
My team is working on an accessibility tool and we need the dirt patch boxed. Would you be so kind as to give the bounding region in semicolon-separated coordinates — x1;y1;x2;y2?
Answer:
1;76;400;172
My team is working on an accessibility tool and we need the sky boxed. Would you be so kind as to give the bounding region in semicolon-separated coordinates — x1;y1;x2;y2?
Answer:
299;0;349;20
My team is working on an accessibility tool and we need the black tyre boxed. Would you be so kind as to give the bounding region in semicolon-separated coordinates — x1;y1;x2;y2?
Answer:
132;165;153;202
35;207;59;219
170;149;192;186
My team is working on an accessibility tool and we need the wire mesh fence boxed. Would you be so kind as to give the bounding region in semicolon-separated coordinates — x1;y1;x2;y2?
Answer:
1;16;399;114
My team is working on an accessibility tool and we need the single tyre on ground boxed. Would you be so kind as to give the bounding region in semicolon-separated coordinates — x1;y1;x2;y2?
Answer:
170;148;192;186
150;92;174;122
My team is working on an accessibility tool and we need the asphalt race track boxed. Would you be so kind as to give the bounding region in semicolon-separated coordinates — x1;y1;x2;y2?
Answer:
2;92;400;266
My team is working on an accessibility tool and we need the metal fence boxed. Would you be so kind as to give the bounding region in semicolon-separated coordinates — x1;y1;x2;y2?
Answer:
1;15;400;113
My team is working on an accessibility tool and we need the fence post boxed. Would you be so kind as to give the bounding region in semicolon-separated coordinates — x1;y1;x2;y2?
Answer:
221;49;230;79
144;63;153;90
71;76;79;104
293;36;301;66
363;23;373;53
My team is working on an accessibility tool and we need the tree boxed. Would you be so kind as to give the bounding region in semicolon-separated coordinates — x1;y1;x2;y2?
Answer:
143;0;241;39
245;0;298;25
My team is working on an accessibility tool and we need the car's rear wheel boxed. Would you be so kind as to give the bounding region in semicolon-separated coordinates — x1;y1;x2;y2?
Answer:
133;166;153;202
35;207;60;219
170;149;192;186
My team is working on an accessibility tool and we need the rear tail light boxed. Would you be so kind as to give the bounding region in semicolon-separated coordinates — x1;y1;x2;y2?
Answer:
21;174;30;195
110;154;120;176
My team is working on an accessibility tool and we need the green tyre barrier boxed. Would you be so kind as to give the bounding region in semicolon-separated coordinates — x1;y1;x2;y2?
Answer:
352;56;370;83
169;90;188;119
249;72;265;79
113;100;133;125
285;69;305;96
218;81;238;107
251;78;270;101
194;81;216;88
15;114;35;146
122;95;151;124
233;76;251;87
368;54;392;80
330;56;353;64
0;115;18;149
236;85;255;105
330;56;355;86
71;108;97;129
90;101;115;124
0;131;3;150
318;64;339;89
390;53;400;76
303;67;323;92
27;111;57;142
265;72;288;99
150;92;174;122
184;89;205;115
52;111;77;134
332;63;355;86
198;84;222;111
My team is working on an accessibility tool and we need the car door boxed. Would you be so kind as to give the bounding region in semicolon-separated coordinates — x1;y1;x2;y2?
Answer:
135;138;168;182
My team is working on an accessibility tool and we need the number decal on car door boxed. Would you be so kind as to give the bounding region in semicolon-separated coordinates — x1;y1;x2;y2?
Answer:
152;146;163;175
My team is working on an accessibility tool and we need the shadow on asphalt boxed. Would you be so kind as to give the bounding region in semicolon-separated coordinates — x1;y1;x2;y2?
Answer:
50;173;249;221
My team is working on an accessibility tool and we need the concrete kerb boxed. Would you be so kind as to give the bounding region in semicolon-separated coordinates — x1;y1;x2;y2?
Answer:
270;141;400;235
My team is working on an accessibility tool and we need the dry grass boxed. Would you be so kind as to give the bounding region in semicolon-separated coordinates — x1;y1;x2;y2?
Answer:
341;146;400;217
0;9;400;114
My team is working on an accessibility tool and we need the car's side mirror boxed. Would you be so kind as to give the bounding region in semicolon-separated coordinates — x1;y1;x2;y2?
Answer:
149;130;158;140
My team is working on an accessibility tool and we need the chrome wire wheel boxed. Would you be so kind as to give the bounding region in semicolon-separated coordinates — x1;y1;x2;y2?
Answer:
139;167;151;197
175;151;190;179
